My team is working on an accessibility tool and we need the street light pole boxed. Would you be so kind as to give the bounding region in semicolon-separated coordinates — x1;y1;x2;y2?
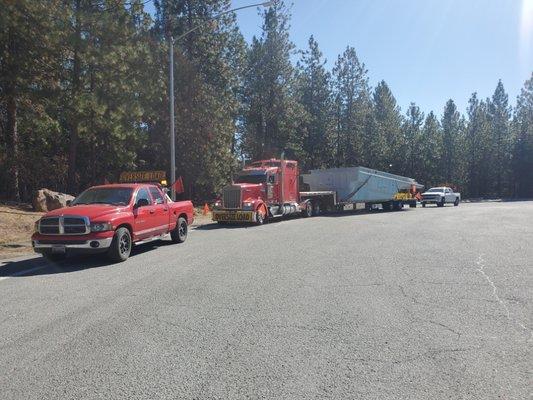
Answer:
169;34;176;200
168;1;273;200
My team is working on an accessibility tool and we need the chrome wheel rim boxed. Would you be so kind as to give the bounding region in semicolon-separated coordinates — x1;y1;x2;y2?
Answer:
179;222;187;238
119;234;130;255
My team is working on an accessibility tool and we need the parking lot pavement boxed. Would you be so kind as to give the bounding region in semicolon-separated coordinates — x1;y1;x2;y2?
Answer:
0;201;531;399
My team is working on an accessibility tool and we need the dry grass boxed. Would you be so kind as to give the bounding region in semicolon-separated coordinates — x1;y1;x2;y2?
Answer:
0;204;43;259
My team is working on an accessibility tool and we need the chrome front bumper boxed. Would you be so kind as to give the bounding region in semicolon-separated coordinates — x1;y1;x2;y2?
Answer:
32;237;113;250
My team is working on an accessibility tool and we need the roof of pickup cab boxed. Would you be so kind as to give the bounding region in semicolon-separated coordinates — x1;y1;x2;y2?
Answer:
89;183;158;189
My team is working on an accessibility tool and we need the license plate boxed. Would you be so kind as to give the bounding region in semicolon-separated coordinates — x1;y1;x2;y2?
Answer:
51;245;66;254
212;211;254;222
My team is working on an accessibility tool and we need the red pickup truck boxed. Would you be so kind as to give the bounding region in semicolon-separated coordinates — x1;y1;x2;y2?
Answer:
31;183;194;262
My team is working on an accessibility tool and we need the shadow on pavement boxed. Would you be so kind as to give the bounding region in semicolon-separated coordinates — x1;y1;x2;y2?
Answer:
0;239;176;278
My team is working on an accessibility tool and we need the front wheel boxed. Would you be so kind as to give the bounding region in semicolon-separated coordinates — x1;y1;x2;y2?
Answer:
255;210;265;225
437;197;445;207
422;202;426;208
171;217;188;243
107;227;132;262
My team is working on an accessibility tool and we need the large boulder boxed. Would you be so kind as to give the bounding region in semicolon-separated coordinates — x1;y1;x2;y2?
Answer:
33;189;75;212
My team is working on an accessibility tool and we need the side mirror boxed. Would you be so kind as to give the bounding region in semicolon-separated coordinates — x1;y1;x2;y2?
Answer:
135;198;150;208
66;200;72;207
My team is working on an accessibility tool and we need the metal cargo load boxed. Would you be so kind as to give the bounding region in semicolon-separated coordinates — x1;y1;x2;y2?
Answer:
302;167;423;204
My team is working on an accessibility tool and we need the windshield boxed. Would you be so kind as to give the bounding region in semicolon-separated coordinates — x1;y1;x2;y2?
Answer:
234;174;266;184
72;187;133;206
426;188;443;193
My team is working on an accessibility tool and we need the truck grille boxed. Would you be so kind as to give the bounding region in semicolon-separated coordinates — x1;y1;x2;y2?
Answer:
223;186;241;209
39;216;90;235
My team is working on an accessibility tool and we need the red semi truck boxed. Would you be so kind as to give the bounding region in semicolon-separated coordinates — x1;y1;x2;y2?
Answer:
32;183;194;262
212;159;422;224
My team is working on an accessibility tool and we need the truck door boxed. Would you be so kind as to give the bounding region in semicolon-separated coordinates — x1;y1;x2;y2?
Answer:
133;187;156;240
445;188;453;203
266;174;276;203
149;186;171;235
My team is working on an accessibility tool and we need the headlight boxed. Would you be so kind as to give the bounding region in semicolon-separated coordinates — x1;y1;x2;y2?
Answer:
213;201;222;209
242;202;253;210
90;222;113;232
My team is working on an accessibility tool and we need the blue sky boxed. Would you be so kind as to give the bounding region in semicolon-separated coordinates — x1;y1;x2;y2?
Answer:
149;0;533;116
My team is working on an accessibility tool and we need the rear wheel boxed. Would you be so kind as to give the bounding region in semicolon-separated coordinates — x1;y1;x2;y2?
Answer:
171;217;188;243
313;202;321;216
422;202;426;208
303;202;313;217
107;227;132;262
454;197;459;206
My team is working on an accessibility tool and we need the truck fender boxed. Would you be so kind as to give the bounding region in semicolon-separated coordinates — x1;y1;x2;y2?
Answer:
256;202;268;218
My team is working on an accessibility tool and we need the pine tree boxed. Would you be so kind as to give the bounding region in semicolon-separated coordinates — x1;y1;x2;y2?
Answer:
295;36;333;170
401;103;424;178
465;93;491;197
441;99;464;185
332;46;371;167
419;112;442;187
488;80;512;196
241;1;305;161
154;0;246;198
512;73;533;197
0;0;63;200
371;81;403;172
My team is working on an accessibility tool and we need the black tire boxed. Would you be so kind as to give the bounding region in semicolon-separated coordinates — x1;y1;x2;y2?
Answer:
43;252;66;262
303;202;313;217
437;197;445;207
422;202;426;208
171;217;188;243
107;227;132;262
313;202;321;216
454;197;459;206
255;210;265;225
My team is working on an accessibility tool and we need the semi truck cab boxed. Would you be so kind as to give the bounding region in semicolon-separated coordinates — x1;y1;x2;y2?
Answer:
212;159;310;224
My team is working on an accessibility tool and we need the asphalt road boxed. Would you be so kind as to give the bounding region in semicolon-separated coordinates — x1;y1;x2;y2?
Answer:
0;202;531;399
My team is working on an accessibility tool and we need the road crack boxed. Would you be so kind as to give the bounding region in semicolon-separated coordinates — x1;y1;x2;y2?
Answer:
475;254;532;341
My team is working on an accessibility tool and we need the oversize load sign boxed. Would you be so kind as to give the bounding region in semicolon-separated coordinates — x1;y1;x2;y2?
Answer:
212;211;254;222
119;171;166;183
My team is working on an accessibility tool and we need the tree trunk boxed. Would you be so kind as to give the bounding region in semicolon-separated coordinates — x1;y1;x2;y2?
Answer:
6;93;21;202
67;0;81;193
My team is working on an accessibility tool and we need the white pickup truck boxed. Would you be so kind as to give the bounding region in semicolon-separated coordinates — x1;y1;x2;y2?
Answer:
421;187;460;207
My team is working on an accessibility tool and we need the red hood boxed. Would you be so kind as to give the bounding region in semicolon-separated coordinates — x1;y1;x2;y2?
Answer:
43;204;129;221
232;183;264;201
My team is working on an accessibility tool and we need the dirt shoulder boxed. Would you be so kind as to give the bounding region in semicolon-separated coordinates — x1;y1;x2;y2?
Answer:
0;204;43;259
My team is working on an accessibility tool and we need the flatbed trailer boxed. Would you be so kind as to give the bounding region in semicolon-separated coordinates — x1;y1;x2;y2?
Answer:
300;166;423;213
